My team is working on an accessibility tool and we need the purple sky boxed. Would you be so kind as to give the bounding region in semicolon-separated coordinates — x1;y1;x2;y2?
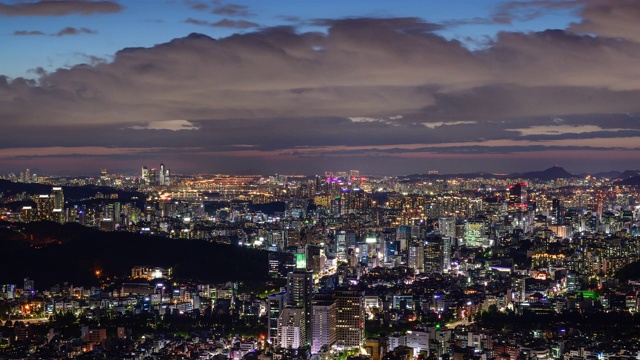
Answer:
1;0;640;176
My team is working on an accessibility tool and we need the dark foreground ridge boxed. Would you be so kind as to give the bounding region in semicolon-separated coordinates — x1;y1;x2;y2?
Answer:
0;221;269;288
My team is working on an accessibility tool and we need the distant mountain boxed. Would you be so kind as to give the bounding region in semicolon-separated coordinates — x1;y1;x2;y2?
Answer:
615;175;640;186
589;170;622;178
509;166;577;181
617;170;640;179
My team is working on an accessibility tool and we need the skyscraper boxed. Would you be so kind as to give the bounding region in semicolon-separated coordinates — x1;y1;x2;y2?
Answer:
141;166;149;184
267;291;286;346
286;270;313;345
311;296;336;354
159;163;165;186
51;187;64;224
335;290;364;349
424;234;450;274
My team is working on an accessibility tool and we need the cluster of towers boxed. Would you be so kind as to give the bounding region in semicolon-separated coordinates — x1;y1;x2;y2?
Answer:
141;163;171;186
267;269;365;353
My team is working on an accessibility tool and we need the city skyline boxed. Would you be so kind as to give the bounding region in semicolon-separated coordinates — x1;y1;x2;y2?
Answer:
2;0;640;175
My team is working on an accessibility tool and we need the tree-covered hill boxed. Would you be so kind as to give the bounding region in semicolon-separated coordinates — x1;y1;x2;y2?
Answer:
0;221;269;289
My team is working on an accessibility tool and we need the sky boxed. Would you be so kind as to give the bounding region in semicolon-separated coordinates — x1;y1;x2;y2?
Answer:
1;0;640;176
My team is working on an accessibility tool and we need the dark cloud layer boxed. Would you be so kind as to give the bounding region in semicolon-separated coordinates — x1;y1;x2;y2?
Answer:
186;17;259;29
0;0;122;16
13;30;45;35
212;3;252;17
3;6;640;174
54;27;97;36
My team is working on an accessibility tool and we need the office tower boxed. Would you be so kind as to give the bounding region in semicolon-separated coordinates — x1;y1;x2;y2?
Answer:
336;231;347;263
438;217;456;238
35;194;54;221
164;168;171;186
267;292;286;345
464;219;486;247
159;163;165;186
408;241;424;274
100;168;107;181
24;168;31;183
286;270;313;345
278;307;305;349
508;183;527;206
148;168;157;185
335;290;364;349
424;234;448;274
51;187;64;224
311;296;336;354
141;166;149;183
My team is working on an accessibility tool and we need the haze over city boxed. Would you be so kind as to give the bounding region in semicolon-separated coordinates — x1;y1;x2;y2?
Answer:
1;0;640;175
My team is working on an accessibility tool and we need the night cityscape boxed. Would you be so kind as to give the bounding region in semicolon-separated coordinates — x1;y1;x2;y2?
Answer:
2;0;640;359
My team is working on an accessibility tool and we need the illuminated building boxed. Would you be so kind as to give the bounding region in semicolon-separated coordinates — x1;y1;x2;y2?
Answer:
311;297;336;354
286;270;313;345
408;241;424;274
335;290;364;349
267;291;286;345
51;187;65;223
148;168;157;185
278;307;305;349
35;194;54;221
424;235;451;274
141;166;149;183
508;183;527;207
159;163;165;186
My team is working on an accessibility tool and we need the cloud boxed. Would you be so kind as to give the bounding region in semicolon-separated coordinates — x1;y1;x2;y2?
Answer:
3;18;640;128
492;0;581;25
422;121;476;129
13;30;45;36
0;0;122;16
129;120;200;131
53;27;97;36
570;0;640;42
2;15;640;173
210;18;259;29
186;1;209;11
509;124;634;136
212;3;252;17
185;17;259;29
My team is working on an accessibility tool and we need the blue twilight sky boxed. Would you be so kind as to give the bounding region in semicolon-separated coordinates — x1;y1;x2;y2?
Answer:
2;0;640;176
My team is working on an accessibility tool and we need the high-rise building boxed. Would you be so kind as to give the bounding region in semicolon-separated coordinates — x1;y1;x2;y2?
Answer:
311;296;337;354
165;169;170;186
424;234;450;274
51;187;64;224
141;166;149;183
286;270;313;345
100;168;107;181
335;290;364;349
408;241;424;274
148;168;157;185
438;217;456;238
508;183;528;207
159;163;165;186
278;307;305;349
267;291;286;345
35;194;54;221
